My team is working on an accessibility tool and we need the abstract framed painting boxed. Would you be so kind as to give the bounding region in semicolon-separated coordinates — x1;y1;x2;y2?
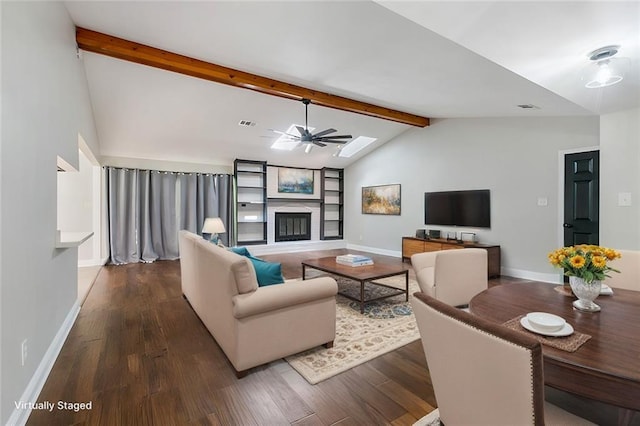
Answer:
278;167;314;194
362;184;401;215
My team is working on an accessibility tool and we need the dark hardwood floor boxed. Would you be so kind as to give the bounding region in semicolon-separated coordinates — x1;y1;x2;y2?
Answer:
27;249;635;425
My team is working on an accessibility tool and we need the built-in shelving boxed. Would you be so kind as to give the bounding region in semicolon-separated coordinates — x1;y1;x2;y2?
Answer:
234;161;344;244
234;159;267;245
267;197;323;203
320;168;344;240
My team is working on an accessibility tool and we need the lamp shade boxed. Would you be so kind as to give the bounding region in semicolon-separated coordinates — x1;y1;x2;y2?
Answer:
202;217;226;234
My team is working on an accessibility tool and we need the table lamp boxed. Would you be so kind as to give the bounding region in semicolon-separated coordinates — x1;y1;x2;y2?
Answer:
202;217;226;245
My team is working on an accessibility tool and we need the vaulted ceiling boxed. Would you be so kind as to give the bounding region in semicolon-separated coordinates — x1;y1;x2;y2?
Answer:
65;1;640;169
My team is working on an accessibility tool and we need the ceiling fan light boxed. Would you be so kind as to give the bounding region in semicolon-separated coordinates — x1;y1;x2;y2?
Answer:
304;144;312;154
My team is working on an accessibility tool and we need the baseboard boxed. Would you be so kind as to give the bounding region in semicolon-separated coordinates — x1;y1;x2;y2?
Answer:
7;301;81;426
501;267;561;284
77;257;107;267
249;239;347;256
345;243;402;258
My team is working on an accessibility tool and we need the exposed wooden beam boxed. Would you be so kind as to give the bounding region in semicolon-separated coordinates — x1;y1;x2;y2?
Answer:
76;27;430;128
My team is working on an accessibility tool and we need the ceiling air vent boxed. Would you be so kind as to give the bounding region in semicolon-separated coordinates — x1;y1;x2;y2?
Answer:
238;120;256;127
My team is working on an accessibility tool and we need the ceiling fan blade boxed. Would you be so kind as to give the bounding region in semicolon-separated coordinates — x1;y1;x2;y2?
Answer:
312;128;336;138
295;126;307;137
315;136;352;143
318;139;348;144
269;129;300;139
316;134;352;140
313;141;327;147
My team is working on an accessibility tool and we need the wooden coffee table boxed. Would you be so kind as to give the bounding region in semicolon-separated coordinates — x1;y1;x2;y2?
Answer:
301;256;410;313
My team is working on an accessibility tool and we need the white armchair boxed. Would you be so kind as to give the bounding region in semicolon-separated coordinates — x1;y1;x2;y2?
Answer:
605;249;640;291
411;248;487;307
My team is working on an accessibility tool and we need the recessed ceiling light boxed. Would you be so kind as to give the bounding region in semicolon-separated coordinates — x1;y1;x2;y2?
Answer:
338;136;377;158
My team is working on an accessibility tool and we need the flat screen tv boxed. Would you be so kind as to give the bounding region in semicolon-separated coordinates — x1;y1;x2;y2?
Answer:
424;190;491;228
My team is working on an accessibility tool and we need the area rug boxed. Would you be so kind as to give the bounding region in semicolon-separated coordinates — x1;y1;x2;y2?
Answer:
285;273;421;384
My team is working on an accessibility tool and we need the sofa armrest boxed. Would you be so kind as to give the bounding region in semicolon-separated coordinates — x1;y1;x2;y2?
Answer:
232;277;338;319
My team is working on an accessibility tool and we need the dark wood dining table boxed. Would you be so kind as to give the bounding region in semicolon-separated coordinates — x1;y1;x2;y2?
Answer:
469;282;640;415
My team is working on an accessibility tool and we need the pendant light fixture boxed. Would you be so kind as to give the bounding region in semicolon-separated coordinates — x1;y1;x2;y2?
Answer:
583;45;628;89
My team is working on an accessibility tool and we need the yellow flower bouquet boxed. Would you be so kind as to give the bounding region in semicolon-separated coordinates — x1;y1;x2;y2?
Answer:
548;244;621;283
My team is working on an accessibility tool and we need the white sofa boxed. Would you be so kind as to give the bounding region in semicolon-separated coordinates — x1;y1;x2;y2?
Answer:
606;249;640;291
178;230;338;377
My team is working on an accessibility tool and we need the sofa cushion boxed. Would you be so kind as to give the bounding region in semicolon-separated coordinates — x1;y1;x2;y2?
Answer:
247;256;285;286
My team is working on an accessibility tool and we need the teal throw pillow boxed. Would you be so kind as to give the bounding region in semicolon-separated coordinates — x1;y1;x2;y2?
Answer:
229;246;252;257
247;255;284;287
228;247;283;286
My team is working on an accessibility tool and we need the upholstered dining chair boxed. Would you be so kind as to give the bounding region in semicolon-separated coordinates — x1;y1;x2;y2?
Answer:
605;249;640;291
411;293;594;426
411;248;487;307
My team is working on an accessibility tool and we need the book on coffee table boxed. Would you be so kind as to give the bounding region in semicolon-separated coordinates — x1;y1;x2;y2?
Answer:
336;254;374;266
336;259;374;267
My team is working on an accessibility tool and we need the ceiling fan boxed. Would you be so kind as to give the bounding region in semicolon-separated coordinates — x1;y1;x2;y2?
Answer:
271;99;352;153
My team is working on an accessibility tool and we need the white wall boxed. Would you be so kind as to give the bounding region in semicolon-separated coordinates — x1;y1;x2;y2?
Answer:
345;116;599;280
102;155;232;175
599;108;640;250
1;2;100;424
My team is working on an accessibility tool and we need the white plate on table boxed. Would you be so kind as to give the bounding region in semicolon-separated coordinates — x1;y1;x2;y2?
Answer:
600;284;614;295
520;317;574;337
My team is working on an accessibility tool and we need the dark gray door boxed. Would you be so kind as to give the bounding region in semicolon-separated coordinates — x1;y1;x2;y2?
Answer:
564;151;599;246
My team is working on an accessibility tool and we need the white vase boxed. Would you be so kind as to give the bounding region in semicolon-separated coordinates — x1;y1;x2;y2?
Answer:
569;276;602;312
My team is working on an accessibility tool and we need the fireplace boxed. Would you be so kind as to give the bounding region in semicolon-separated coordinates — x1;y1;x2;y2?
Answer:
275;212;311;242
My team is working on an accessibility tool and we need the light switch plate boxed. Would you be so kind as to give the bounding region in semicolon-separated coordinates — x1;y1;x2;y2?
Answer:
537;197;548;206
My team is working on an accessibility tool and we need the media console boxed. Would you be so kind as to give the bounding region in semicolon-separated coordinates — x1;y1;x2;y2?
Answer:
402;237;501;278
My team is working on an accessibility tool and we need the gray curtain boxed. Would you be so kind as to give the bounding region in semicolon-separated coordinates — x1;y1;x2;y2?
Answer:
107;167;233;264
178;173;233;246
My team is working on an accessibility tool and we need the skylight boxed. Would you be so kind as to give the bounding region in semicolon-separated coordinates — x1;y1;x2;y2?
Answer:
338;136;377;158
270;124;314;151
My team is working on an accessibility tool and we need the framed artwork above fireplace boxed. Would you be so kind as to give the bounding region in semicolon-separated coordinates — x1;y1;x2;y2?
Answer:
278;167;314;194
